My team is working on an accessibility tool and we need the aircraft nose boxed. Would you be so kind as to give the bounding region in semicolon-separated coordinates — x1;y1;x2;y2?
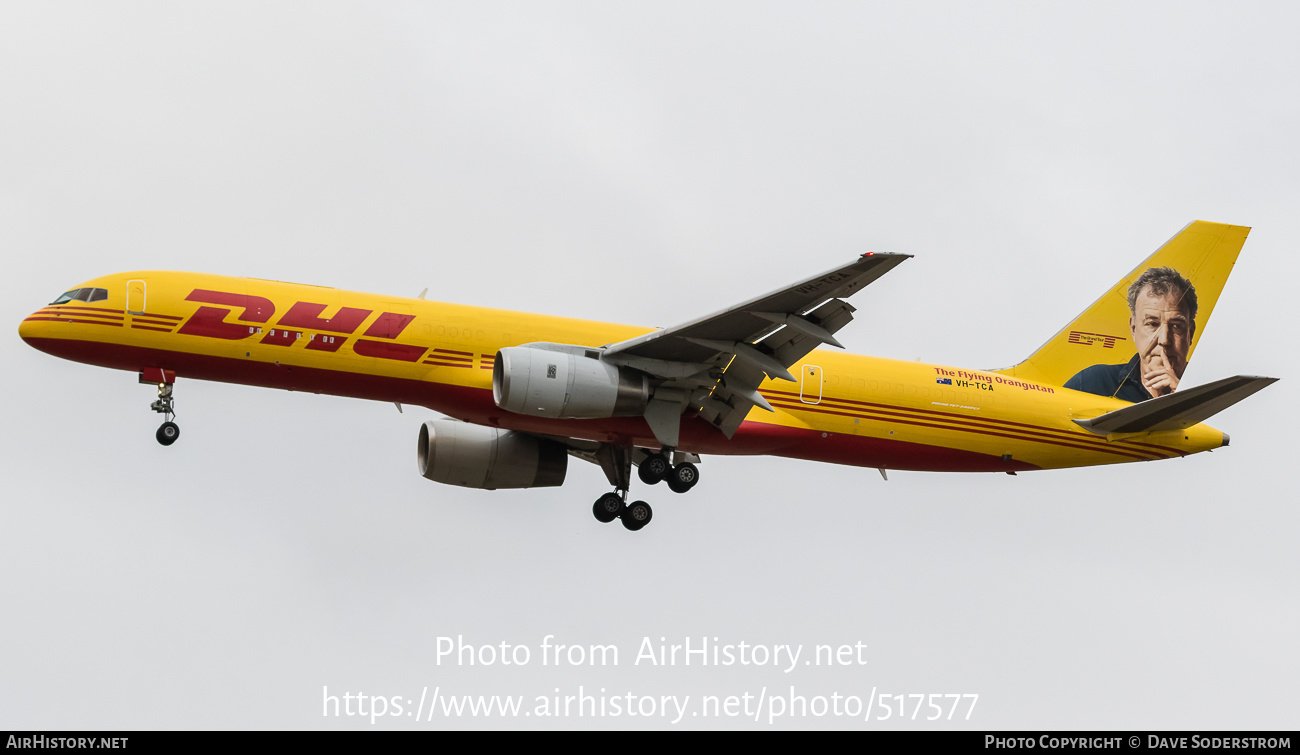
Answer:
19;308;59;346
18;311;42;343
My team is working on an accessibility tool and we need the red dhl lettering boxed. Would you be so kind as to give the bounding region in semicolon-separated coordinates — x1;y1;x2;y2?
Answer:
175;289;429;362
177;290;275;339
363;312;416;339
277;301;372;333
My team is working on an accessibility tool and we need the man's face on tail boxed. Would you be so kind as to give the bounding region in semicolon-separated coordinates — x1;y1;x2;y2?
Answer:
1129;286;1194;398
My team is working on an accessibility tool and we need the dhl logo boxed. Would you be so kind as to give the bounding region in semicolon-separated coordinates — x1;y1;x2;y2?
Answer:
40;288;501;367
1067;330;1127;349
173;289;437;364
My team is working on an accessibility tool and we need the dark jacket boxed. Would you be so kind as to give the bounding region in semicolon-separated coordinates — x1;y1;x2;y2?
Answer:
1063;353;1152;403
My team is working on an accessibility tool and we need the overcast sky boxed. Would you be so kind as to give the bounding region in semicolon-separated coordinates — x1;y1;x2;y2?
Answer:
2;1;1296;730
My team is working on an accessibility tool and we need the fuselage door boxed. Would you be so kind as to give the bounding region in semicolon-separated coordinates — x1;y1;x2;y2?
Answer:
127;279;146;314
800;364;823;404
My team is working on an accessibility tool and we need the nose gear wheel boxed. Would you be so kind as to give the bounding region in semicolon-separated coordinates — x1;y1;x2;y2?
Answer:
148;380;180;446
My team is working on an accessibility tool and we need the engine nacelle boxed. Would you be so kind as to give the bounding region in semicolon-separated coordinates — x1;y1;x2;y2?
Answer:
417;420;567;490
493;345;650;418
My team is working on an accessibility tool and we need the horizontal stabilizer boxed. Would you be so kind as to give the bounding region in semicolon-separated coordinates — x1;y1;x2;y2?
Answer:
1073;375;1278;435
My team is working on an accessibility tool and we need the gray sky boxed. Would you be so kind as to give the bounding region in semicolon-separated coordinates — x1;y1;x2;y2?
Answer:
2;1;1295;730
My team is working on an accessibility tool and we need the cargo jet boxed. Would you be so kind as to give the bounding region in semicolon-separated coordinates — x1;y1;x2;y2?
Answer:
19;221;1276;531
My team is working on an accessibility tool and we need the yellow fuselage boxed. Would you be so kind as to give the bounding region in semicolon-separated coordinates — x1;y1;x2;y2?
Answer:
19;271;1226;472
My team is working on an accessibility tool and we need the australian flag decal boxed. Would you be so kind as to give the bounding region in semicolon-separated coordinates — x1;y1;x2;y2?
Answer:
935;378;952;385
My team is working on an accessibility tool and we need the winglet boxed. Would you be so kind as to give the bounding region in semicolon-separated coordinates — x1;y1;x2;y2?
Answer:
1073;374;1277;435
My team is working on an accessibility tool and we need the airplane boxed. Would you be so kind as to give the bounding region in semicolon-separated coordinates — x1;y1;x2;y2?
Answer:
18;220;1277;532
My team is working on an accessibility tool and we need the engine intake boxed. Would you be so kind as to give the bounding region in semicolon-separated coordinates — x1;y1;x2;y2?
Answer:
493;345;650;418
417;420;567;489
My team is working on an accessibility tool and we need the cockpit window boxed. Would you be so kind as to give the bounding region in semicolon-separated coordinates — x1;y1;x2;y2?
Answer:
50;288;108;305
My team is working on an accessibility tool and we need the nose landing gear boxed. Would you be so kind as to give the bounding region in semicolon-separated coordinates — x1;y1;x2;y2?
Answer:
141;369;180;446
156;418;180;446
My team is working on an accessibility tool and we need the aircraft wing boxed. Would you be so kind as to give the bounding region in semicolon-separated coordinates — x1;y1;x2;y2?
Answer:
602;252;911;444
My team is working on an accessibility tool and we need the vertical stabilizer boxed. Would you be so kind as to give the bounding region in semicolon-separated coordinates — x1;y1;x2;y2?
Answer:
994;221;1249;400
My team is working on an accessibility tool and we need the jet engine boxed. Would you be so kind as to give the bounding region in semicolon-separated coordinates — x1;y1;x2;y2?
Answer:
493;345;650;418
417;420;567;489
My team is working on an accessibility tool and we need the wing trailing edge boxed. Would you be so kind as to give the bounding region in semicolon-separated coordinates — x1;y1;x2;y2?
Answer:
601;251;911;445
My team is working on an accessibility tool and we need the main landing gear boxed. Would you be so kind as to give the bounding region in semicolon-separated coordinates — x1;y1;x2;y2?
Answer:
143;370;180;446
637;452;699;494
592;490;653;532
590;448;700;532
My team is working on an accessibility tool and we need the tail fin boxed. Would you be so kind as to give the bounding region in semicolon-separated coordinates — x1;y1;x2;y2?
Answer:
995;221;1249;396
1073;375;1277;435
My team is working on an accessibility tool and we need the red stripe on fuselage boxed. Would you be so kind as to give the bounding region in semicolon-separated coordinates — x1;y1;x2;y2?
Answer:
425;350;473;365
766;396;1167;460
766;398;1156;462
43;306;127;315
24;317;123;327
761;388;1182;457
352;339;427;362
35;310;123;322
21;337;1039;473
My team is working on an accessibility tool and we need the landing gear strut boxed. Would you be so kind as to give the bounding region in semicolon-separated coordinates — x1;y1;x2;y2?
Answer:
144;371;180;446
